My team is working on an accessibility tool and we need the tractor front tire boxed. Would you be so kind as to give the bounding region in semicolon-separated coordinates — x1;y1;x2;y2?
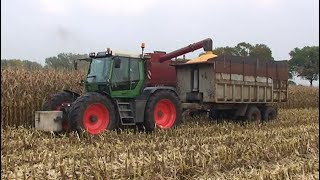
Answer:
68;92;118;135
42;91;78;131
144;90;182;133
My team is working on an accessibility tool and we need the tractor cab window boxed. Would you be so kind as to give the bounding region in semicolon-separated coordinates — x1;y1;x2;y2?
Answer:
87;57;112;83
111;57;130;90
130;59;140;88
111;57;140;91
130;59;139;81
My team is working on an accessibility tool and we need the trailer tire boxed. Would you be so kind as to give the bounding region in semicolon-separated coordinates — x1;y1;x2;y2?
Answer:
209;109;220;120
68;92;118;135
261;106;278;121
245;106;261;123
144;90;182;132
190;110;207;118
42;91;78;131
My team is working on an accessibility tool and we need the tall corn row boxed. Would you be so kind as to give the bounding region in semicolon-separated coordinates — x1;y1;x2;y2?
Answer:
1;69;319;128
1;69;85;129
276;85;319;109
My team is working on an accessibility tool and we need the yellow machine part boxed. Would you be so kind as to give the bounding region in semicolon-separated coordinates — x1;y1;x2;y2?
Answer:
185;51;217;64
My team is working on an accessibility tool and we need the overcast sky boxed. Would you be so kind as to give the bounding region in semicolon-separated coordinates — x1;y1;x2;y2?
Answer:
1;0;319;86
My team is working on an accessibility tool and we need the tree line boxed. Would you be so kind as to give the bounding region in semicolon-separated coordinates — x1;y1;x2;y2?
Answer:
1;43;319;86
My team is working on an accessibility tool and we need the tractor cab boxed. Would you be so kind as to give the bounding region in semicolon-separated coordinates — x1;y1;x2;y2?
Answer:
76;50;146;98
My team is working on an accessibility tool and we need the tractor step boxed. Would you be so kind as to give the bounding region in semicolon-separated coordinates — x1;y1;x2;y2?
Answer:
118;102;130;105
116;100;136;126
120;109;132;112
122;116;134;119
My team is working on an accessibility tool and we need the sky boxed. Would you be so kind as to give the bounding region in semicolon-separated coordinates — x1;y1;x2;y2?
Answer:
1;0;319;86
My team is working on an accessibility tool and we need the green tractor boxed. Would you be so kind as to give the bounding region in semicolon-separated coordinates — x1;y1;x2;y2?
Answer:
38;39;213;134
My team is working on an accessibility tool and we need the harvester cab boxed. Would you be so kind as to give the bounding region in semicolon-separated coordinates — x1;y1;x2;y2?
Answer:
36;38;215;135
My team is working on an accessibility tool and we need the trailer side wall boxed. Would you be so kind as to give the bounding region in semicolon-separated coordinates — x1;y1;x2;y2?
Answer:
175;55;288;104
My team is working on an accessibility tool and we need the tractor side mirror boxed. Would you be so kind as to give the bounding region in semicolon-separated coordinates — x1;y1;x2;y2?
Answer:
114;57;121;68
73;60;78;70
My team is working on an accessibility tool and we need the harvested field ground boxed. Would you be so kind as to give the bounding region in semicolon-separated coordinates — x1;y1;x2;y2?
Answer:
1;108;319;179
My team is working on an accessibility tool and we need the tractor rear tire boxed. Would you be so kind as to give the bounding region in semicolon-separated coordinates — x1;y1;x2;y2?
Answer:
261;106;278;121
144;90;182;133
245;106;261;123
68;92;118;135
41;91;78;131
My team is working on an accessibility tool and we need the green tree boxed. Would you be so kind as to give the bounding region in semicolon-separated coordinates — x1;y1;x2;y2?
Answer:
250;44;274;61
212;42;274;62
21;60;43;70
45;53;88;70
289;46;319;86
213;46;238;56
235;42;252;57
1;59;43;70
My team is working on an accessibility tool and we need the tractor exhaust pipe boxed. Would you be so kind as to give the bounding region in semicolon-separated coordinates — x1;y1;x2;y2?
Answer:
159;38;213;63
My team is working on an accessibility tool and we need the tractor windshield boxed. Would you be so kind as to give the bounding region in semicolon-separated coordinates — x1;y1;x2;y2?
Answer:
86;57;112;83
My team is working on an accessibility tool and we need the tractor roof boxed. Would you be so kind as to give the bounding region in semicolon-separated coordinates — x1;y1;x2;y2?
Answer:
113;51;142;59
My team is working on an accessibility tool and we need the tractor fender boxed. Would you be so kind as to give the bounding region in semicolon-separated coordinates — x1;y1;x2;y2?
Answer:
63;90;80;99
137;86;178;101
134;86;178;123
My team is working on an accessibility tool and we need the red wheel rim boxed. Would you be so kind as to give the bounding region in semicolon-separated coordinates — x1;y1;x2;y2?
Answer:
56;102;69;131
83;103;110;135
154;99;176;129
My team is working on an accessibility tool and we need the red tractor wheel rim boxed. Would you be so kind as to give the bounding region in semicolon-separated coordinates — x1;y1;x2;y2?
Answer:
154;99;176;129
83;103;110;135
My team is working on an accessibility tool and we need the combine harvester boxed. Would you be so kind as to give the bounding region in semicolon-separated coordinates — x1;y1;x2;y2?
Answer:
35;38;288;135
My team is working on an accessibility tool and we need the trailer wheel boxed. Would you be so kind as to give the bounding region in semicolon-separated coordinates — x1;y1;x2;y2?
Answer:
261;106;278;121
190;110;207;118
42;91;78;131
68;92;118;135
245;106;261;123
144;90;182;132
209;109;219;120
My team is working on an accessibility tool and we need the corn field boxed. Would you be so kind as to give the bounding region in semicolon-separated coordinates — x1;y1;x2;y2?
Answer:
1;69;319;179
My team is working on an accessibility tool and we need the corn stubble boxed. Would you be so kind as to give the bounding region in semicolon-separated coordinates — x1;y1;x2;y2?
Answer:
1;108;318;179
1;69;319;179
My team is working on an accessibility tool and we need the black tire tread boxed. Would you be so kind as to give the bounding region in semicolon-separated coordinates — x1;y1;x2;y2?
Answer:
245;106;261;122
68;92;118;134
144;90;182;132
261;106;278;121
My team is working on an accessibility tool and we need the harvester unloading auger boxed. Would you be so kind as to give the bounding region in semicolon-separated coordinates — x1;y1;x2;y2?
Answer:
36;38;289;135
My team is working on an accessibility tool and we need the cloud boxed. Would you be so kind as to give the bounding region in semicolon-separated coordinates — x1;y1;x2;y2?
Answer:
38;0;152;16
79;0;152;16
38;0;68;14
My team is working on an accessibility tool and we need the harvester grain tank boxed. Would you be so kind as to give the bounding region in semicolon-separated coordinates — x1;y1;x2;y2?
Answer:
36;38;289;135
